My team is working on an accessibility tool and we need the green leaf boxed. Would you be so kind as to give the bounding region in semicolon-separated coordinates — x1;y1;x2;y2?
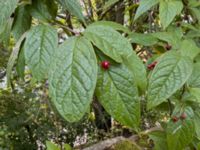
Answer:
24;25;58;81
179;39;200;60
95;51;140;129
103;0;120;11
0;19;13;47
147;51;193;109
188;88;200;103
46;141;60;150
189;8;200;23
0;0;18;33
58;0;85;23
188;0;200;7
134;0;159;20
128;33;158;46
29;0;57;21
12;5;31;40
84;25;133;63
151;31;181;49
90;21;130;33
166;107;195;150
194;110;200;140
187;62;200;88
64;144;72;150
159;1;183;29
49;37;97;122
16;46;25;79
6;33;26;87
122;53;147;93
148;131;168;150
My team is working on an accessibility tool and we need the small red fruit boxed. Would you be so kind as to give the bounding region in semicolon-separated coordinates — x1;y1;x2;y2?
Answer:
172;116;179;123
147;61;157;70
165;44;172;51
101;61;110;70
180;113;187;120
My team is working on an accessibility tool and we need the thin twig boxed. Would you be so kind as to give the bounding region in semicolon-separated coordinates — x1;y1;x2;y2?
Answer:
55;20;81;35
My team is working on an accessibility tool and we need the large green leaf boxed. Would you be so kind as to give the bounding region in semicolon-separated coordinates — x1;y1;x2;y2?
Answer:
84;25;133;63
159;1;183;29
179;39;200;60
134;0;159;20
166;107;195;150
90;21;130;33
29;0;57;21
148;131;168;150
12;5;31;40
58;0;85;23
122;53;147;93
187;62;200;88
147;51;193;109
49;37;97;122
24;25;58;81
0;0;18;33
95;52;140;128
128;33;158;46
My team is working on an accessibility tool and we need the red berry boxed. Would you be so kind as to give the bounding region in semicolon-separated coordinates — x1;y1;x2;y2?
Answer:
172;116;179;123
180;113;187;120
101;61;110;70
165;44;172;50
147;61;157;70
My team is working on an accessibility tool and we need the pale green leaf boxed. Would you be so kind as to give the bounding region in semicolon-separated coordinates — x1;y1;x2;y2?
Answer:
0;0;18;33
12;5;31;40
95;51;140;129
128;33;158;46
84;25;133;63
58;0;85;23
46;141;60;150
159;1;183;29
134;0;159;20
122;53;147;93
147;51;193;109
179;39;200;60
24;25;58;81
49;37;97;122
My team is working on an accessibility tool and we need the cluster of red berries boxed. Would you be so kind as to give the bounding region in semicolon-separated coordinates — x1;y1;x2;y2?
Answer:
171;112;187;123
147;61;157;70
101;61;110;70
